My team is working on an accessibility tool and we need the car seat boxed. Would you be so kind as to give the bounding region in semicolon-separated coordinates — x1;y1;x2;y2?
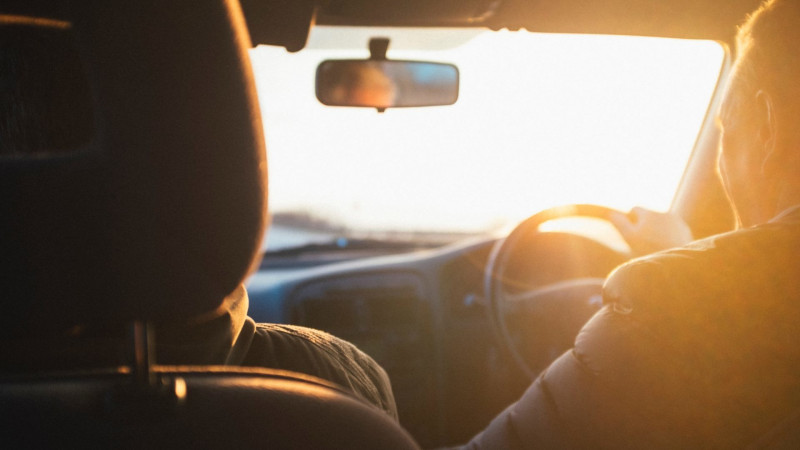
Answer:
0;1;418;448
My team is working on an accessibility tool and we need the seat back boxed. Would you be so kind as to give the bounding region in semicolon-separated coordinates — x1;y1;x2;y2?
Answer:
2;368;418;449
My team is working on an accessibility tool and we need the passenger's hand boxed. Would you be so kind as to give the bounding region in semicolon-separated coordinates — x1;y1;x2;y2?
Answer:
609;207;694;256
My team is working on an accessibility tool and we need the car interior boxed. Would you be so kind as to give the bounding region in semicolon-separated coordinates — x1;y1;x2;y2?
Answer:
0;0;787;448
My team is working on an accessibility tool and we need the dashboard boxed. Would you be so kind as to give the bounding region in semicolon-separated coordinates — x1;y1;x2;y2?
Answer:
246;232;625;446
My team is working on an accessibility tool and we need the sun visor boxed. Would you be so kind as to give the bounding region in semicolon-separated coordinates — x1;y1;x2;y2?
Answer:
240;0;316;52
486;0;761;41
317;0;503;27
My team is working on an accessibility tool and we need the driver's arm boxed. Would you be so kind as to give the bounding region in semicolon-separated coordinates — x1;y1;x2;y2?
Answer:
460;221;799;449
610;207;694;256
460;304;659;449
460;247;703;449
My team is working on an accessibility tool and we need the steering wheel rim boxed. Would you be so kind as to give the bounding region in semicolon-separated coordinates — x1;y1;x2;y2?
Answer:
484;204;626;379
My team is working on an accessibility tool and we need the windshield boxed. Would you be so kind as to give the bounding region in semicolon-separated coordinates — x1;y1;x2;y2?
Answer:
249;27;723;252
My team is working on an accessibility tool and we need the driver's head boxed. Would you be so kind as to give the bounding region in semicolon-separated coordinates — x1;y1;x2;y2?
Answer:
718;0;800;227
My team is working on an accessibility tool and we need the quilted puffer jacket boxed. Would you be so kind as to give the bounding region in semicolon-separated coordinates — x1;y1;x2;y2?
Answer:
462;208;800;449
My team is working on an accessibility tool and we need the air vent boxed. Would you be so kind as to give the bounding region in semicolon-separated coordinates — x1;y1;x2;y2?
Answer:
290;272;425;336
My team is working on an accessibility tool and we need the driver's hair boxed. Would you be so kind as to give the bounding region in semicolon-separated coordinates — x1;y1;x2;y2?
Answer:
735;0;800;141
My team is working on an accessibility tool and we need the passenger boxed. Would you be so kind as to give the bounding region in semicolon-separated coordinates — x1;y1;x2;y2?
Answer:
156;285;398;420
461;0;800;447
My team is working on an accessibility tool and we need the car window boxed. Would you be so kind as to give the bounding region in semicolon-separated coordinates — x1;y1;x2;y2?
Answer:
249;27;724;251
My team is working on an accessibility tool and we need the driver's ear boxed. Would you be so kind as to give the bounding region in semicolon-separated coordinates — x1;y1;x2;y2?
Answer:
755;89;780;175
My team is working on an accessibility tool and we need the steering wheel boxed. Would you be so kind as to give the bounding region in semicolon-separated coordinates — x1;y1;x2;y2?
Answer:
484;204;631;379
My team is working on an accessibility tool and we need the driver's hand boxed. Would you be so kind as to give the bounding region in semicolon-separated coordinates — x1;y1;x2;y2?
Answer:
609;207;693;256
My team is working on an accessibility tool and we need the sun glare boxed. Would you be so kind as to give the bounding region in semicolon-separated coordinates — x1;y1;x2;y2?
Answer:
250;28;724;235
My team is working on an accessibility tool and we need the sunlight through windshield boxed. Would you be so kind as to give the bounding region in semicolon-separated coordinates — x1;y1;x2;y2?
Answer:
250;27;723;250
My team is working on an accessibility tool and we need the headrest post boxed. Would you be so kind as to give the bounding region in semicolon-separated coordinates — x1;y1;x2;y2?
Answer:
106;320;186;411
129;321;156;387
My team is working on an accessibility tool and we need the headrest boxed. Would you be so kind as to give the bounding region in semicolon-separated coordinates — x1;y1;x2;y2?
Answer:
0;1;267;336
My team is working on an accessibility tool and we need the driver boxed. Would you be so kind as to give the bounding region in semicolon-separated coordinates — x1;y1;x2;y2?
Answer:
461;0;800;447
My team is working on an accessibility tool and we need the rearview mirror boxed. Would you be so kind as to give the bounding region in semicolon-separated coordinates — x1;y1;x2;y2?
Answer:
316;60;459;110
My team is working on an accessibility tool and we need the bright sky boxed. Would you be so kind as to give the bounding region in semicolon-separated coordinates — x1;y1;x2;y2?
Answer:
249;27;724;235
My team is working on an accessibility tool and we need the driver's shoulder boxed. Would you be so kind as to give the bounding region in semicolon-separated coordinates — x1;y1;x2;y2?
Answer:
602;219;800;318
